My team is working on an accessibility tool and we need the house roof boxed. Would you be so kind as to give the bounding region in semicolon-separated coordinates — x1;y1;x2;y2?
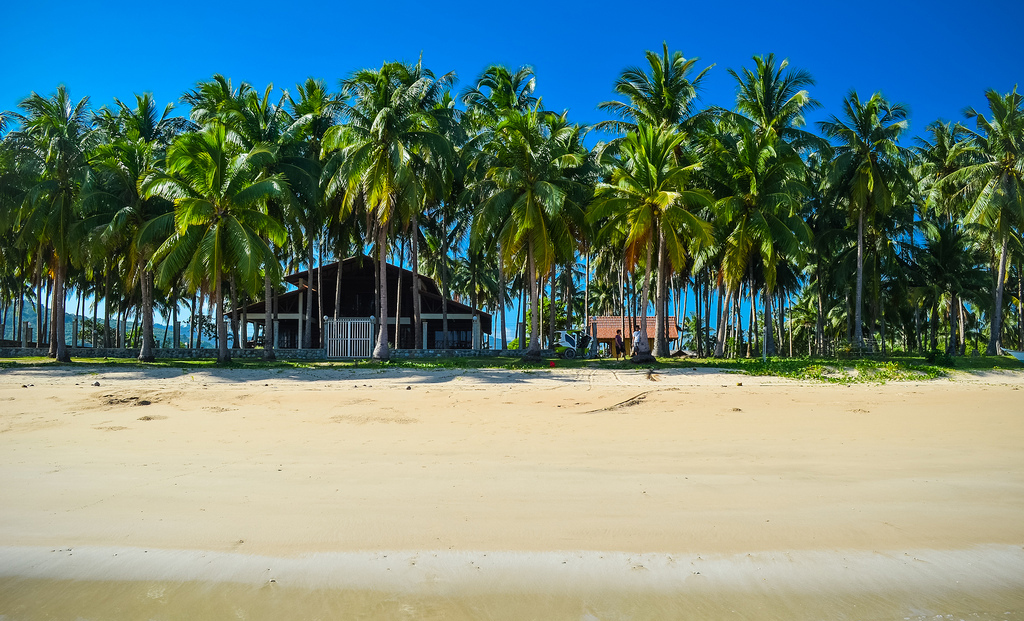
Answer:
241;256;491;333
589;316;679;339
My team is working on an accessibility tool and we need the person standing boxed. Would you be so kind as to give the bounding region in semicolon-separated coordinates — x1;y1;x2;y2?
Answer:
631;324;641;357
614;329;625;361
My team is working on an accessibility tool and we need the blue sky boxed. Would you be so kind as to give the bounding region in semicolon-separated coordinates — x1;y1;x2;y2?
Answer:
4;0;1022;137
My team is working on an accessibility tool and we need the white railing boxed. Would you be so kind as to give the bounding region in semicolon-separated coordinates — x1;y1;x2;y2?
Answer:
323;318;373;359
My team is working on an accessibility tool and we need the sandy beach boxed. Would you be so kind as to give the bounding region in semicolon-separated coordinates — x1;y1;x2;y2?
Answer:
1;363;1023;619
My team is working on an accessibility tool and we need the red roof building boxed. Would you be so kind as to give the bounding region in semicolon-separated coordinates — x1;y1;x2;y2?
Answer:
587;315;680;355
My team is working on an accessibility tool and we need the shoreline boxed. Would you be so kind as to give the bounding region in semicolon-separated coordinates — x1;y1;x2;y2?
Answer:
5;544;1024;592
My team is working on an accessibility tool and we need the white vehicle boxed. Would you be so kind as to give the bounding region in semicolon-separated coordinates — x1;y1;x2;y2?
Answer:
553;329;593;359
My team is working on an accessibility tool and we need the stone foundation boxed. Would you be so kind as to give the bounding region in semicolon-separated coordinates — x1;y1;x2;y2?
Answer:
0;347;552;361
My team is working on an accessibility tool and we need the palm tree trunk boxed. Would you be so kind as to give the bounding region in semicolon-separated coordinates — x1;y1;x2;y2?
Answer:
102;263;111;348
497;243;506;350
524;243;542;361
958;299;966;355
654;228;668;357
633;243;655;363
714;280;728;358
986;236;1009;355
695;274;703;357
304;240;315;349
395;239;404;349
34;256;43;349
171;292;178;349
333;252;343;321
619;261;626;347
929;302;939;351
52;258;70;362
854;207;867;346
519;277;526;348
263;271;276;361
317;239;324;348
946;293;959;356
139;269;155;362
763;286;776;357
229;275;240;349
584;251;590;337
749;285;757;357
412;211;422;349
372;224;390;361
815;276;825;357
548;268;556;344
734;288;743;358
91;280;98;348
193;292;201;350
216;276;229;363
1018;262;1023;348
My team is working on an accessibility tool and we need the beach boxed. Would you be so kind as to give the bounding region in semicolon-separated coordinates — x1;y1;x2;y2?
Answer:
1;363;1022;619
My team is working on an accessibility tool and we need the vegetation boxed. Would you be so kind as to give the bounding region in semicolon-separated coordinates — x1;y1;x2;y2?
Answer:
1;47;1023;369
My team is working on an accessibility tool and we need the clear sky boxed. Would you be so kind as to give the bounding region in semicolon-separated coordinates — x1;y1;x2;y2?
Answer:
4;0;1022;137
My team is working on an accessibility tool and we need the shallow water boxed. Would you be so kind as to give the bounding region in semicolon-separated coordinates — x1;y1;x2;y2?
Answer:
2;577;1023;621
2;546;1023;620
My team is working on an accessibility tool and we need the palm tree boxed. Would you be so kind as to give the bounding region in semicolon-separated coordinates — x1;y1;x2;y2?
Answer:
705;121;810;356
471;106;589;360
596;43;713;134
590;124;711;362
727;53;821;147
323;60;454;361
8;86;97;362
462;65;540;351
88;94;190;361
145;122;288;362
462;65;538;124
818;91;913;347
948;88;1024;355
910;219;988;354
280;79;342;349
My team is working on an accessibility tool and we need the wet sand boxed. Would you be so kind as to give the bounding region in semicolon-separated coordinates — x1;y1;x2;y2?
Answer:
1;364;1022;619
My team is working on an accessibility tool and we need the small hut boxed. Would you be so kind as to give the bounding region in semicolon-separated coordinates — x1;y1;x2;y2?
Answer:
588;315;679;354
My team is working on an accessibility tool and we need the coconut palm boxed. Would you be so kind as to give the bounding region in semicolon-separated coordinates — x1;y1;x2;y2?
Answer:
462;65;540;349
471;106;589;360
87;94;191;361
910;219;989;354
7;86;97;361
705;121;811;356
596;43;713;134
948;88;1024;354
145;122;288;362
322;60;454;360
590;124;711;362
279;79;342;349
727;53;821;147
818;91;913;347
461;65;538;124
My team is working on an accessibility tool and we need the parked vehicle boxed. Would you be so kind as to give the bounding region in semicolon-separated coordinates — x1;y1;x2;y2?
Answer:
553;329;593;359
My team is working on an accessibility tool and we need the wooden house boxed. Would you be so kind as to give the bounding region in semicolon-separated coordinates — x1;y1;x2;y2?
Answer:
242;256;492;351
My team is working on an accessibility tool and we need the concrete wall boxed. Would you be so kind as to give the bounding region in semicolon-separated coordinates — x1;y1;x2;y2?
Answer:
0;347;551;361
0;347;326;360
390;349;553;359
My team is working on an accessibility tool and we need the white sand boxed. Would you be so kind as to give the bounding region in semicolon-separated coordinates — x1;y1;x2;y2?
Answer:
1;364;1022;619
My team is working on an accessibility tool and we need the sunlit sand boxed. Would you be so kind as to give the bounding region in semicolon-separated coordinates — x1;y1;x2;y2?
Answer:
1;365;1022;619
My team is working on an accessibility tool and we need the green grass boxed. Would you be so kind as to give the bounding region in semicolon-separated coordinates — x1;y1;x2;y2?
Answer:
1;351;1021;383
